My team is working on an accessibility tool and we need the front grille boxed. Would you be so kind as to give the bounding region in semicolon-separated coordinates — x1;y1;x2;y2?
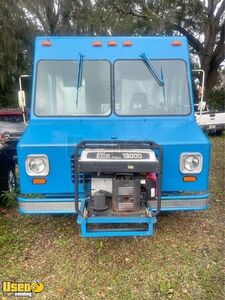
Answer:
149;199;210;209
71;155;75;182
70;155;91;183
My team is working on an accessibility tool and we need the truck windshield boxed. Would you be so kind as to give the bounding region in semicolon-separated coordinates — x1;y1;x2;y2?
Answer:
35;59;190;117
35;60;111;116
115;60;190;116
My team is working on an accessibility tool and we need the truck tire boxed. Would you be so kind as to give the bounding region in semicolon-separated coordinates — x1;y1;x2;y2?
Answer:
0;166;17;193
7;167;17;192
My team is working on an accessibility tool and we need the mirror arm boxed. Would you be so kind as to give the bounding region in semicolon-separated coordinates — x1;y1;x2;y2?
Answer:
22;107;28;126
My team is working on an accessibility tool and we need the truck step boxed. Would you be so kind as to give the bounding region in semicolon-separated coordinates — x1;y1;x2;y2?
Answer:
77;215;156;238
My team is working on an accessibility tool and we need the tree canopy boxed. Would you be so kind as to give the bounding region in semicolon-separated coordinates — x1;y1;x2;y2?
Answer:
111;0;225;96
0;0;224;107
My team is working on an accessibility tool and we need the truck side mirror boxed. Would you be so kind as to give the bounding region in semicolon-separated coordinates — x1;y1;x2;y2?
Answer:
18;90;26;109
18;74;30;126
192;69;205;116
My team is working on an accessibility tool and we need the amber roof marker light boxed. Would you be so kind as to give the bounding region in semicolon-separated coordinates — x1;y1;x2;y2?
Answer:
123;41;133;47
92;41;103;47
41;40;52;47
171;40;182;46
108;41;117;47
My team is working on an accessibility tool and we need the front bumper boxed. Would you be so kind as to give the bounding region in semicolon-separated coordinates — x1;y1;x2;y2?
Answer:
18;193;210;214
200;123;225;132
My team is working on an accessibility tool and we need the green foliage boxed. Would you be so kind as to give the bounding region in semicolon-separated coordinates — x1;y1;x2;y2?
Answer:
0;0;36;107
1;190;18;208
0;189;43;208
96;240;104;254
0;93;17;108
208;88;225;111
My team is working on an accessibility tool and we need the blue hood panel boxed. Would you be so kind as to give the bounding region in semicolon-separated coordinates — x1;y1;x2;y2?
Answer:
19;118;208;145
18;118;210;194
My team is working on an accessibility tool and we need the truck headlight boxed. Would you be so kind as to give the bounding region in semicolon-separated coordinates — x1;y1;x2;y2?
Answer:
25;155;49;176
180;153;203;174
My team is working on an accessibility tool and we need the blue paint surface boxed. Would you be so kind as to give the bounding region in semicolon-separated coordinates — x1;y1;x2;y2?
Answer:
18;118;210;194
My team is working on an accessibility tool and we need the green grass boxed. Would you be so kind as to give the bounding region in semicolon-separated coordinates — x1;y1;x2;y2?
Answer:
0;136;224;300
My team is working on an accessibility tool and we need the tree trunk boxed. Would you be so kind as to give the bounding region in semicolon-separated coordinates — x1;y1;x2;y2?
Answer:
198;0;224;99
203;66;219;100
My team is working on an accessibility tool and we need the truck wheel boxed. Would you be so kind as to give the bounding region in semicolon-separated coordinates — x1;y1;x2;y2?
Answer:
7;168;17;192
0;167;17;193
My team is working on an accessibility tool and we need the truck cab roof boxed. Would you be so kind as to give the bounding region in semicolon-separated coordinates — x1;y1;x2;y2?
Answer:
35;36;189;61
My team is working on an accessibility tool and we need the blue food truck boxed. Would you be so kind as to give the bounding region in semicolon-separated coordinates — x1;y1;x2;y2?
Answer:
17;36;210;237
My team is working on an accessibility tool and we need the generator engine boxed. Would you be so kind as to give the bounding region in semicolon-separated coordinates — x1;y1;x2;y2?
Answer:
112;178;140;212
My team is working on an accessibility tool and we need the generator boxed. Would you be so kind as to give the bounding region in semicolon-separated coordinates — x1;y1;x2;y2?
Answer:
74;141;162;237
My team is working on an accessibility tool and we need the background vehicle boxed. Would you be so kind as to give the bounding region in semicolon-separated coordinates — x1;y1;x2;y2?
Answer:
0;110;25;193
193;70;225;134
195;106;225;134
17;36;211;238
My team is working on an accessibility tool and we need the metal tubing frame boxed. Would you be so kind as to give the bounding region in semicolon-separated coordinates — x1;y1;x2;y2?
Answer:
80;216;157;238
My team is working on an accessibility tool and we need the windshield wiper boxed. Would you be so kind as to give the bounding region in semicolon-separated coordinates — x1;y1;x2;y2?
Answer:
76;53;84;107
140;53;164;86
160;67;166;106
